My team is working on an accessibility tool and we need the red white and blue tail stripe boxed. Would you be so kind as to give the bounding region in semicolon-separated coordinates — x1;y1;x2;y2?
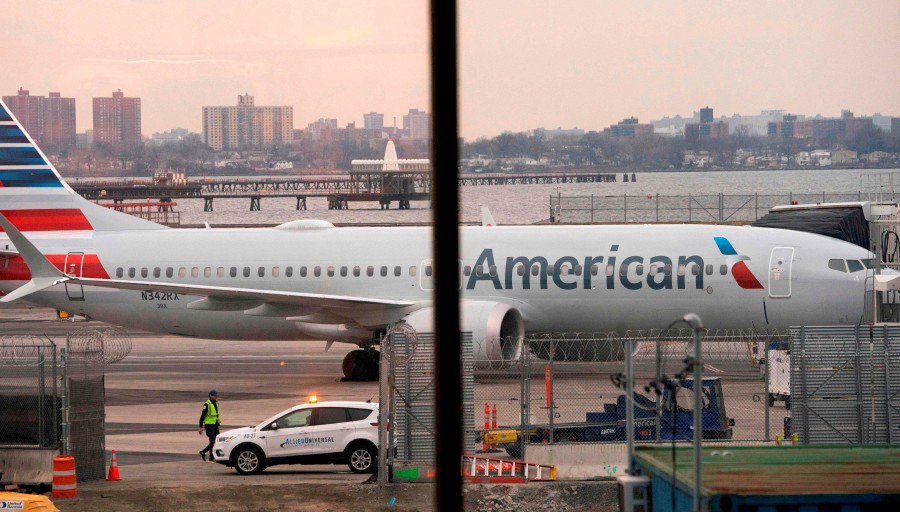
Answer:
0;98;165;233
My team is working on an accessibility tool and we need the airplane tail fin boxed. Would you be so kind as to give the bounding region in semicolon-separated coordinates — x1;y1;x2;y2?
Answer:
0;98;167;234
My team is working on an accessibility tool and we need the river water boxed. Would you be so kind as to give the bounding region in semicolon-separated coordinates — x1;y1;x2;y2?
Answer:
159;168;899;226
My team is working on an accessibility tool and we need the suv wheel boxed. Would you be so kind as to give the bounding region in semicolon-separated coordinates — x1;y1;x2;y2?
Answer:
346;443;376;473
233;446;265;475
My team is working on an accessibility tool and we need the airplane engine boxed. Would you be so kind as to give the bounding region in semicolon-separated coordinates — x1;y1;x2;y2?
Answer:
401;301;524;368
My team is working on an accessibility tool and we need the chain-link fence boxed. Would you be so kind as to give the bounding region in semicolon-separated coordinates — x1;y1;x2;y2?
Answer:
474;329;793;459
384;330;476;481
0;336;58;448
789;326;900;444
0;328;131;484
548;192;891;224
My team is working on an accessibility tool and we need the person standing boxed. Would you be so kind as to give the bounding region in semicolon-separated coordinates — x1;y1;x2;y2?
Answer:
198;390;220;462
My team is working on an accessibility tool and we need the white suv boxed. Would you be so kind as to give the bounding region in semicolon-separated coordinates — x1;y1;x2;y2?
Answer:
212;400;379;475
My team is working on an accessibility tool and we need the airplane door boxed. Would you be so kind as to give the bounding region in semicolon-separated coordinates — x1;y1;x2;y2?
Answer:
64;252;85;301
768;247;794;298
419;259;434;290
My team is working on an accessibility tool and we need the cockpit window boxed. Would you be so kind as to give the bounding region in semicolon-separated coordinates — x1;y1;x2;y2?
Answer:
846;260;864;273
828;259;847;272
861;259;875;269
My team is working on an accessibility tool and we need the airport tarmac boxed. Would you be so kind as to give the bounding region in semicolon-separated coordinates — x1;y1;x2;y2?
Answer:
2;304;785;510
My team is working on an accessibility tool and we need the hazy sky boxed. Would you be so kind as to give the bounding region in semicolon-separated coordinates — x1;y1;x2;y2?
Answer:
2;1;897;140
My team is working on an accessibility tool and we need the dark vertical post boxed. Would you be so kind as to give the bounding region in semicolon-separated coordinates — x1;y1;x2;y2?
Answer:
430;1;462;509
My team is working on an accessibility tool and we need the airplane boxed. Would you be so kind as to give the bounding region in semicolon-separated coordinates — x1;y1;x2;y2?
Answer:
0;98;876;380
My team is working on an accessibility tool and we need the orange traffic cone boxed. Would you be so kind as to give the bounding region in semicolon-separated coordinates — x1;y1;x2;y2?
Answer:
107;450;122;481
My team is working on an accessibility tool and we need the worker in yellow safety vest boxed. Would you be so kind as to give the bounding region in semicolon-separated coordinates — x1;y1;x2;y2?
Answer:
198;390;220;462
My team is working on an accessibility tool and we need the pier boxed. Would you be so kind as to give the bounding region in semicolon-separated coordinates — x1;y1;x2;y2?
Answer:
69;171;617;211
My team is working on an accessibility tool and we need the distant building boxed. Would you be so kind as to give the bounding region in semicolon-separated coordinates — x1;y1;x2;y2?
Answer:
893;117;900;136
363;112;384;130
150;128;192;145
685;111;729;143
403;108;432;140
93;89;141;148
303;118;338;141
769;111;875;141
202;94;293;150
832;150;858;165
3;88;76;151
533;127;585;141
605;117;654;138
75;130;93;149
841;111;874;135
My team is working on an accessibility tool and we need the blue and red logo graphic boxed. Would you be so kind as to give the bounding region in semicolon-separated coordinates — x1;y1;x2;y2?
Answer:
714;237;764;289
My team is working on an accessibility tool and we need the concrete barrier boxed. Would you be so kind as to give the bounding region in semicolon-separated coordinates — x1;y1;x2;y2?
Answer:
0;448;60;485
523;444;626;480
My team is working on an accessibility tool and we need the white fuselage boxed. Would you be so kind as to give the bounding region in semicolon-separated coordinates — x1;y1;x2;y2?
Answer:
0;223;872;342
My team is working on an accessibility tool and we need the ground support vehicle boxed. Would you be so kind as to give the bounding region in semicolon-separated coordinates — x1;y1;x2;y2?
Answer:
486;378;734;457
767;348;791;410
212;400;379;475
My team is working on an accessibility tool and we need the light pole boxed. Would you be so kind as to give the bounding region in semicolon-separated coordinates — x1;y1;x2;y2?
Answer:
682;313;704;512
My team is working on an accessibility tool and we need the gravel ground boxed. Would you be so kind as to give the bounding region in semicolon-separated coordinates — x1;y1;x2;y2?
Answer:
41;480;618;511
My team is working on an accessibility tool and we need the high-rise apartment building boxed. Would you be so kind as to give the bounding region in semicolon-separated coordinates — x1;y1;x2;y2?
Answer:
699;106;714;124
43;93;77;150
605;117;654;138
93;90;141;148
402;109;432;140
2;88;76;151
202;94;293;150
363;112;384;130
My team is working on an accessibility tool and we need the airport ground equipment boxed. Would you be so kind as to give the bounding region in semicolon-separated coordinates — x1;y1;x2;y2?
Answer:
632;445;900;512
766;348;791;409
484;378;733;457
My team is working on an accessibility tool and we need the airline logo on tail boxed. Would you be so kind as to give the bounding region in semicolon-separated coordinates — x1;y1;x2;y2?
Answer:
0;100;95;234
0;103;63;188
714;236;764;289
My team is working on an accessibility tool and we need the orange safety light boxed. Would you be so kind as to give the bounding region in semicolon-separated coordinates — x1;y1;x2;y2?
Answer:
308;395;318;404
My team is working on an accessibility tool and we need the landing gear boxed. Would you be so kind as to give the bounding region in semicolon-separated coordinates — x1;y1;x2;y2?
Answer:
342;349;380;381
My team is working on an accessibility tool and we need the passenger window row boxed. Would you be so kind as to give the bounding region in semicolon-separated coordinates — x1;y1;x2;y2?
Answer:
459;262;722;278
115;264;434;280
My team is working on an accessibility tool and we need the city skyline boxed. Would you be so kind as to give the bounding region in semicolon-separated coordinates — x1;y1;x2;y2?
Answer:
1;1;897;140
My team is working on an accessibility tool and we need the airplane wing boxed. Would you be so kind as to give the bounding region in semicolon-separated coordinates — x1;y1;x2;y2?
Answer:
0;213;415;319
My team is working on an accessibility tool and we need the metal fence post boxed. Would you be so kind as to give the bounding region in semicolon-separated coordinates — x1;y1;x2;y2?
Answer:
548;340;554;444
688;193;692;222
799;326;809;444
690;319;704;512
718;192;724;222
623;193;628;223
755;193;759;221
60;346;69;455
625;338;635;475
885;328;894;444
854;325;865;443
520;337;529;459
377;333;390;486
764;341;770;441
590;194;594;224
655;194;659;223
38;350;45;447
